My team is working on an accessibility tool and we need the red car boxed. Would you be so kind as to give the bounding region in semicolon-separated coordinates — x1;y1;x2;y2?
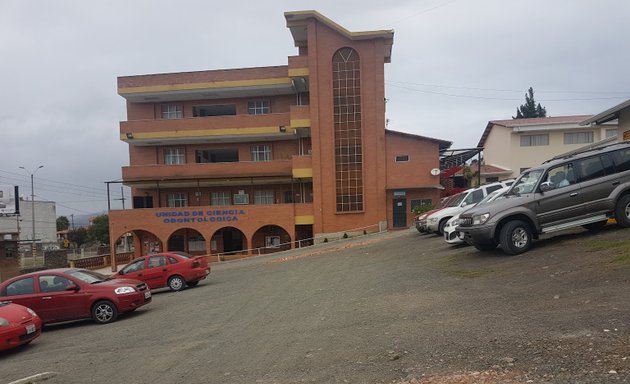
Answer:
0;269;152;325
0;301;42;351
113;251;210;291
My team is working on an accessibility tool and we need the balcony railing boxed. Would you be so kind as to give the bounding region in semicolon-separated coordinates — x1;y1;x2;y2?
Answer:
122;160;293;182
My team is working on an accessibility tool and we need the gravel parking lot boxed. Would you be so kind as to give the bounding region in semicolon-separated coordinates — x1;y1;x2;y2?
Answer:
1;225;629;384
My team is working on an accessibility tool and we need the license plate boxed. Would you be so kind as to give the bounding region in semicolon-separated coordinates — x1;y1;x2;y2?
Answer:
26;323;36;334
144;291;152;299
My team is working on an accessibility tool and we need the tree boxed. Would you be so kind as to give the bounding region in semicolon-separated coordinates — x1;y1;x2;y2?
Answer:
87;214;110;245
514;87;547;119
56;216;69;231
68;227;88;247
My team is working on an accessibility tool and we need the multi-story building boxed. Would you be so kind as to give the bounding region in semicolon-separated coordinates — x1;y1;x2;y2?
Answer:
480;115;618;179
108;11;450;259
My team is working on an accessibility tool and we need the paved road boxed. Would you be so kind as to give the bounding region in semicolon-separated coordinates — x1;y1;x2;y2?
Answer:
2;227;629;383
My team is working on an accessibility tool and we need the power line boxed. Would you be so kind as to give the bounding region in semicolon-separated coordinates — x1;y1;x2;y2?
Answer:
385;82;630;101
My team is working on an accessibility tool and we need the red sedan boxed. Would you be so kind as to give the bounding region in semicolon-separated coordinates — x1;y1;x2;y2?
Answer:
0;301;42;351
0;269;152;325
113;251;210;291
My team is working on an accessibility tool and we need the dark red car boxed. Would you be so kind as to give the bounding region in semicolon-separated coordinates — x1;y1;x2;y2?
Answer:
0;269;152;325
113;251;210;291
0;301;42;351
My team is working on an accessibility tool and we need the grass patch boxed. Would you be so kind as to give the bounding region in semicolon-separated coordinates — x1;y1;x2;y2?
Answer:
445;268;495;278
586;239;630;266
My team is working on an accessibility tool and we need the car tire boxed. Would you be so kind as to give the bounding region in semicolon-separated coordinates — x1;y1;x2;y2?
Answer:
473;242;497;252
186;280;199;287
615;194;630;228
168;275;186;291
582;220;608;230
92;300;118;324
500;220;532;255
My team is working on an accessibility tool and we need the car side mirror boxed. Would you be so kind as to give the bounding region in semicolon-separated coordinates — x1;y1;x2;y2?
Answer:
540;181;553;192
66;284;80;291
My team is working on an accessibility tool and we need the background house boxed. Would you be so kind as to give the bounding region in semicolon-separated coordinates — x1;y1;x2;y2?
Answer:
479;115;618;178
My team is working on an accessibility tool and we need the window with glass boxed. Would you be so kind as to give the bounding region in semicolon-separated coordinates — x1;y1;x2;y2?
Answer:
167;193;188;207
333;47;363;212
248;100;270;115
4;277;34;295
211;192;231;206
161;104;182;119
196;149;239;163
251;145;272;162
564;131;594;144
395;155;409;162
520;134;549;147
254;190;274;205
193;104;236;117
164;148;185;165
606;129;618;138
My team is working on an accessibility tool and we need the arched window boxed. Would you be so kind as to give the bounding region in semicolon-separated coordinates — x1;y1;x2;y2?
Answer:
332;47;363;212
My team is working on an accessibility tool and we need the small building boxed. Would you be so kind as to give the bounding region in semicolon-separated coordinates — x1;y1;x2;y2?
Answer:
480;116;618;178
580;99;630;142
108;11;450;260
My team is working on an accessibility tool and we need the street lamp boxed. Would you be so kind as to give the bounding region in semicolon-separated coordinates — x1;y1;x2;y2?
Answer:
19;165;44;260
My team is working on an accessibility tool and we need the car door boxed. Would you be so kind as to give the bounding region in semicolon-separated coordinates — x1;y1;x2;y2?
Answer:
577;154;619;216
534;163;584;227
118;258;147;283
144;255;169;289
0;276;44;320
36;274;89;323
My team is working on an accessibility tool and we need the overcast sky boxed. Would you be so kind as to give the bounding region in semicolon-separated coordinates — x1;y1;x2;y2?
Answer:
2;0;629;218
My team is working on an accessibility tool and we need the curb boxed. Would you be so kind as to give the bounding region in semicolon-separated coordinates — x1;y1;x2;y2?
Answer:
7;372;58;384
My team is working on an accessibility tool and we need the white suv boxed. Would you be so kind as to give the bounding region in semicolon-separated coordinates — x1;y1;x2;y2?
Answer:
426;181;513;235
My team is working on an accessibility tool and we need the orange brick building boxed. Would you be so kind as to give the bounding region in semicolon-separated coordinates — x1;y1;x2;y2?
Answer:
108;11;450;260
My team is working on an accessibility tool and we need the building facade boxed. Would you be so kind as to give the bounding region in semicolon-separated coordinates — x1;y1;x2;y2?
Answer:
480;115;618;179
108;11;449;260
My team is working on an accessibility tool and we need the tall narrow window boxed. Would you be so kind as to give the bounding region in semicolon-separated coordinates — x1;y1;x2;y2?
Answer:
333;47;363;212
164;148;185;165
254;190;274;205
211;192;231;206
161;104;182;119
251;145;272;161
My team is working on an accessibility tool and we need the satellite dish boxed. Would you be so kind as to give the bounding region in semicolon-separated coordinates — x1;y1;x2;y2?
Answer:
430;168;440;176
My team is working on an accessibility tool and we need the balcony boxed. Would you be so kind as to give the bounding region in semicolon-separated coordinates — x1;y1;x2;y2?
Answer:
122;160;294;187
120;113;296;146
291;155;313;179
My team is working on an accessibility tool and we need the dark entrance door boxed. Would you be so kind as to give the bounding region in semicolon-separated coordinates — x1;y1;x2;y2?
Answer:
223;230;244;254
168;235;185;252
393;199;407;228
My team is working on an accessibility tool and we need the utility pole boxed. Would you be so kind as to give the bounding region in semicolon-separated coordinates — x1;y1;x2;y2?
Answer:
19;165;44;261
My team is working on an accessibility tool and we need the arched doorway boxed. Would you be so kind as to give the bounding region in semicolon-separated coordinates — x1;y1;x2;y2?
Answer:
211;227;246;256
167;228;207;255
252;225;291;254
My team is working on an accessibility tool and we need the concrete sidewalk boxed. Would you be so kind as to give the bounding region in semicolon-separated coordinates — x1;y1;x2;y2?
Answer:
91;229;410;275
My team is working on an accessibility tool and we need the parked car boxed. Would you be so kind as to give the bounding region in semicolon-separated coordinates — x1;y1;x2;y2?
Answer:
458;140;630;255
113;251;211;291
414;195;458;233
426;180;513;236
0;301;42;351
0;269;152;325
443;186;509;245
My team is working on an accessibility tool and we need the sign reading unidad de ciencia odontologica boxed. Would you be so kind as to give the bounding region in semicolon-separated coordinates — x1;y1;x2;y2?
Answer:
156;209;246;224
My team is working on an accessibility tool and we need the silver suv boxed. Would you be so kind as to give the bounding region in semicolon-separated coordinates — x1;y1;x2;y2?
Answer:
457;141;630;255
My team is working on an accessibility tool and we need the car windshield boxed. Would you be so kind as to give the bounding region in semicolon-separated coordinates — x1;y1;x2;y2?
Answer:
508;169;544;195
66;269;110;284
447;193;466;207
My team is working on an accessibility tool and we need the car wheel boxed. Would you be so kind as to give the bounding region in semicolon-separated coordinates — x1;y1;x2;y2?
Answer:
168;275;186;291
615;194;630;228
186;280;199;287
92;300;118;324
582;220;608;230
500;220;532;255
473;241;497;252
